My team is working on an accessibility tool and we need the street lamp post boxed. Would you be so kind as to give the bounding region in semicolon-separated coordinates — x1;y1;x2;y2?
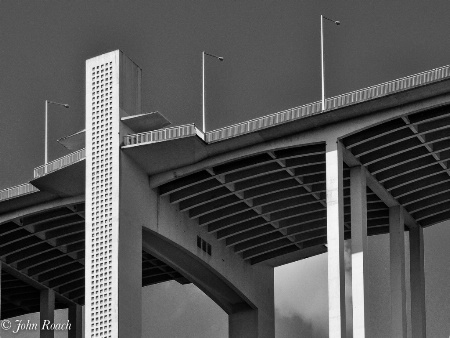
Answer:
202;51;224;133
321;15;340;111
45;100;69;166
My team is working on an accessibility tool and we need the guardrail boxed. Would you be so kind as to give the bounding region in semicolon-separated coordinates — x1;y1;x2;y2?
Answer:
124;124;200;146
34;148;86;178
0;183;39;202
206;64;450;143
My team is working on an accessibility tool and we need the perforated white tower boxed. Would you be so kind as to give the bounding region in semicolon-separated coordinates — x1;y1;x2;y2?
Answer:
85;50;143;338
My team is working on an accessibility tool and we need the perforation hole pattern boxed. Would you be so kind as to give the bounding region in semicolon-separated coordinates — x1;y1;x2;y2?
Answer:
89;61;114;338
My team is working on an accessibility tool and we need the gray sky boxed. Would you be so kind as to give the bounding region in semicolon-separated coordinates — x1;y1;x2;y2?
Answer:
0;1;449;337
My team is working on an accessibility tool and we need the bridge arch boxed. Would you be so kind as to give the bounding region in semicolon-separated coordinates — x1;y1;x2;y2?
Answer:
142;228;253;314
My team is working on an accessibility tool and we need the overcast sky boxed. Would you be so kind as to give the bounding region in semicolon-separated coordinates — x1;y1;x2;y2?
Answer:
1;1;450;337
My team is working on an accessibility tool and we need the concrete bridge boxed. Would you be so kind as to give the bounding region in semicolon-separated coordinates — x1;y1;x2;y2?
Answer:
2;50;450;337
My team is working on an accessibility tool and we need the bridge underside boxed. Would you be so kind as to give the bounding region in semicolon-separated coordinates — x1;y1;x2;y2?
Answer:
343;104;450;227
147;103;450;266
157;143;390;265
1;270;67;319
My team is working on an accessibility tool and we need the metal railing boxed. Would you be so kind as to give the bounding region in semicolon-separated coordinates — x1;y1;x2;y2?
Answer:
0;183;39;202
325;64;450;110
205;101;323;143
206;64;450;143
124;124;199;146
121;64;450;147
34;148;86;178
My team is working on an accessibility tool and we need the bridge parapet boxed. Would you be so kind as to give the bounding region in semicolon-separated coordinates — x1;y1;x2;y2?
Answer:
0;183;39;202
124;124;204;146
122;64;450;148
206;64;450;143
33;148;86;178
326;64;450;110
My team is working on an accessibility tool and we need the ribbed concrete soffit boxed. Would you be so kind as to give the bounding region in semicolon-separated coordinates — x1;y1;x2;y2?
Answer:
0;202;186;314
0;203;86;317
342;104;450;228
158;143;391;265
159;104;450;266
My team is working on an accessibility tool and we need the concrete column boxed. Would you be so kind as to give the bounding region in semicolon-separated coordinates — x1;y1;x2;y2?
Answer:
68;304;82;338
350;166;368;338
389;206;407;338
410;225;426;338
229;309;258;338
326;141;346;338
228;264;274;338
228;274;274;338
40;289;55;338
